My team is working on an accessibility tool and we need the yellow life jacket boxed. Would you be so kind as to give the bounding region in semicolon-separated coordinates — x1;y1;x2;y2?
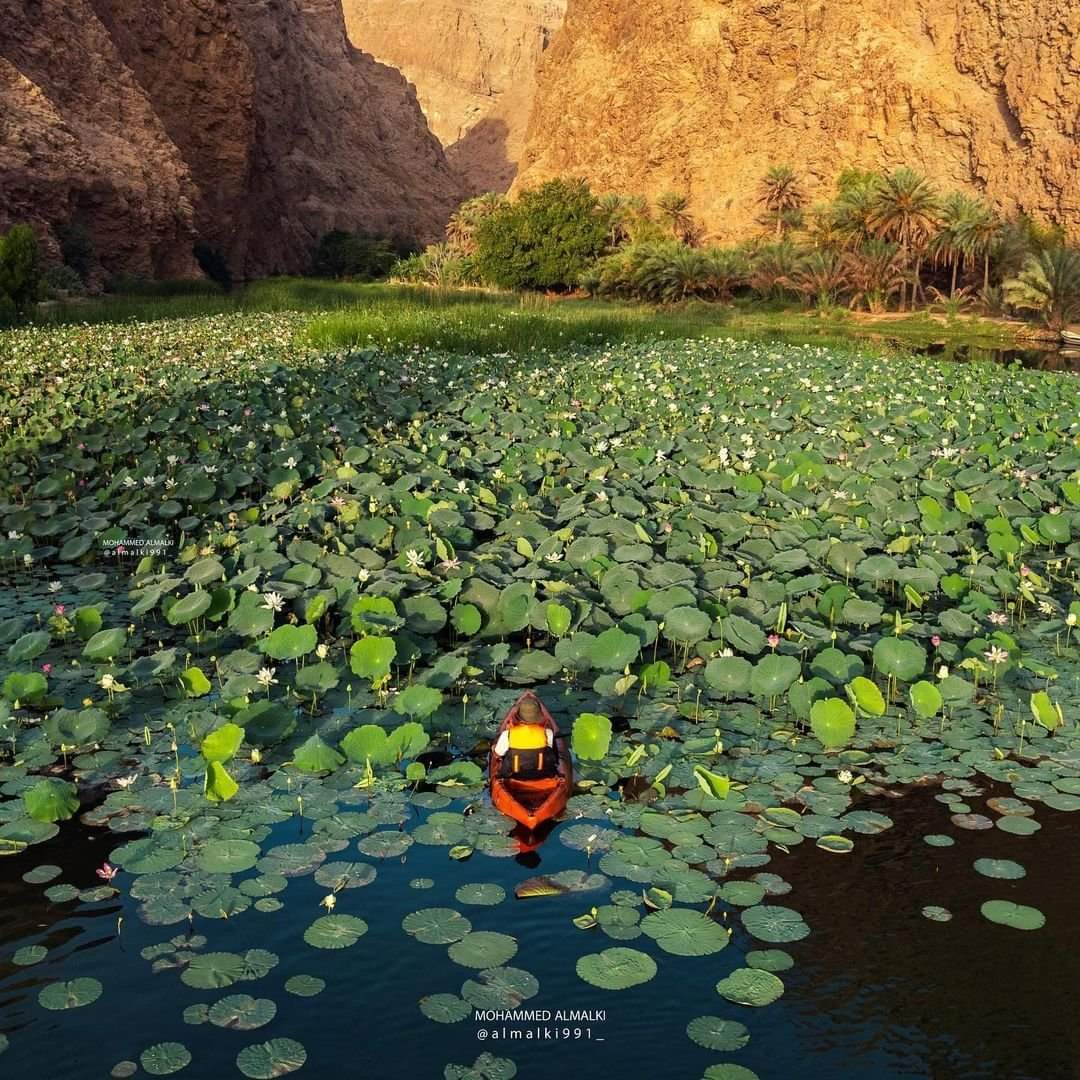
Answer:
508;724;548;750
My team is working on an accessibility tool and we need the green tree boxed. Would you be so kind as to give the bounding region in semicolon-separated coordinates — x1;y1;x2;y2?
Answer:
473;178;609;290
1003;247;1080;330
787;250;851;308
655;192;696;244
0;224;43;314
867;168;940;308
758;165;806;241
445;192;506;255
842;239;909;313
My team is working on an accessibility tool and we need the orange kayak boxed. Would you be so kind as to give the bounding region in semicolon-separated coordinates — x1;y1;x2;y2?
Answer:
489;691;572;830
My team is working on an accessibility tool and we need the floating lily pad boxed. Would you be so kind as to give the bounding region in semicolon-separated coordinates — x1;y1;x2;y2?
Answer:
640;908;730;956
974;858;1026;880
39;977;103;1010
687;1016;751;1052
236;1039;307;1079
715;968;785;1007
980;900;1045;930
13;944;47;965
420;994;473;1023
140;1043;192;1076
921;906;953;922
284;975;325;998
455;883;506;907
448;931;518;969
403;908;472;945
303;914;368;949
746;949;793;972
461;966;539;1009
208;994;277;1030
740;905;811;944
576;947;657;990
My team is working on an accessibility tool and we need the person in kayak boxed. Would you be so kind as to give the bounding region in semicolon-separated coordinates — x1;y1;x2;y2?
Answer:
493;696;556;778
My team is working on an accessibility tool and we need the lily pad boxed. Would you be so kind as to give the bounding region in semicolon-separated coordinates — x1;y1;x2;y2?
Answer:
576;947;657;990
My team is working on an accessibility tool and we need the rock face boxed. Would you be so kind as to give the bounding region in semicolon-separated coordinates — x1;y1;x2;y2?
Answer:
343;0;566;193
0;0;461;280
514;0;1080;240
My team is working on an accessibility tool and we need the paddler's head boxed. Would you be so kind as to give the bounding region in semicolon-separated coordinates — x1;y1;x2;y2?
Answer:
516;697;541;724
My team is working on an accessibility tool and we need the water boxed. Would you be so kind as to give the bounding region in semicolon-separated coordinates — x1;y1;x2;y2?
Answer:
1;784;1076;1080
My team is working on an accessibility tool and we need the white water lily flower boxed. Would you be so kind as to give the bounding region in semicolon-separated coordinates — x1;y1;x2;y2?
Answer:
838;769;854;785
405;549;424;570
256;667;278;688
49;581;62;593
316;644;329;660
261;591;285;612
115;774;138;789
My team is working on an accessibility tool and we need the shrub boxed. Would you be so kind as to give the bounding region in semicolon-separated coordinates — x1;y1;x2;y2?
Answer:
1003;247;1080;330
391;244;477;287
43;265;86;297
583;241;748;303
0;223;43;313
473;178;610;291
312;231;398;281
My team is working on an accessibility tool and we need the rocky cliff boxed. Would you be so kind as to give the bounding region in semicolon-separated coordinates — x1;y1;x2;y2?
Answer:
514;0;1080;239
0;0;462;280
343;0;566;193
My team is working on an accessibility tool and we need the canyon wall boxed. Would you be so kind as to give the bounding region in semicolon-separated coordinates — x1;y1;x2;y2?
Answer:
0;0;462;280
343;0;566;193
513;0;1080;240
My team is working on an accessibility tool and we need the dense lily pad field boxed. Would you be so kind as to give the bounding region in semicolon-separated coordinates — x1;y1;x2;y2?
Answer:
1;311;1079;1079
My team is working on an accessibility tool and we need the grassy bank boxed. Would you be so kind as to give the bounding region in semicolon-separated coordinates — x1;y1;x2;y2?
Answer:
29;277;1037;358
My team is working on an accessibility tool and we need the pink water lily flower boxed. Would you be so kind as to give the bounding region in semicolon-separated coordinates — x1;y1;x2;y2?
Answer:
96;862;118;883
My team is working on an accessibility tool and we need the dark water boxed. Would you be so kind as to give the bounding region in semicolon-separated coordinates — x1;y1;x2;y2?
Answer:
897;340;1077;372
2;784;1078;1080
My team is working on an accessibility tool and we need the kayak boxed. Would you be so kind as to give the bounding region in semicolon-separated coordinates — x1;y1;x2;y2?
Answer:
489;691;572;830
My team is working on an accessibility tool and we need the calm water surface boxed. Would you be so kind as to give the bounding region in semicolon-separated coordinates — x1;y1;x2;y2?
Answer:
1;783;1076;1080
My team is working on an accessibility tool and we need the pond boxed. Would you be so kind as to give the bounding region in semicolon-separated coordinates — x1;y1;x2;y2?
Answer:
2;779;1077;1080
2;321;1079;1080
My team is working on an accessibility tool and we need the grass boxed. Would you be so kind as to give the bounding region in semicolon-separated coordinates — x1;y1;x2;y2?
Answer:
32;277;1033;358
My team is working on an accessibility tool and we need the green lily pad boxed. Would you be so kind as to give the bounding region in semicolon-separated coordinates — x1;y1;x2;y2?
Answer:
576;947;657;990
715;967;785;1006
38;977;103;1010
980;900;1045;930
140;1043;192;1076
303;914;368;949
236;1039;307;1079
448;931;518;969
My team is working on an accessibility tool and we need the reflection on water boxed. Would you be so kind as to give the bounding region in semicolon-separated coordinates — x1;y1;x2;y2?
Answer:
901;340;1079;372
0;785;1077;1079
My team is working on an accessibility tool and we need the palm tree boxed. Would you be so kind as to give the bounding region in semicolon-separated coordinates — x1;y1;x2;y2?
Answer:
787;250;852;308
842;240;910;313
867;168;941;308
954;199;1000;294
1003;247;1080;331
703;248;749;301
758;165;806;241
930;192;973;297
445;192;505;254
655;192;696;244
749;241;801;300
830;174;880;250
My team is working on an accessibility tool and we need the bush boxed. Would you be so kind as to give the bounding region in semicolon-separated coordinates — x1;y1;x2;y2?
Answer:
0;289;16;327
583;241;748;303
312;231;398;281
42;265;86;297
391;244;478;287
0;223;43;314
473;178;610;291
